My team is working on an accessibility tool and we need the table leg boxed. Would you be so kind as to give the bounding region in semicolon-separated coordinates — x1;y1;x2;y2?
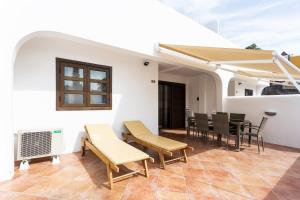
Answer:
248;123;252;146
236;124;241;151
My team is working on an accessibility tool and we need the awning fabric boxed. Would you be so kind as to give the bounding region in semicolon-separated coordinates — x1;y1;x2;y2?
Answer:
291;56;300;68
159;44;300;79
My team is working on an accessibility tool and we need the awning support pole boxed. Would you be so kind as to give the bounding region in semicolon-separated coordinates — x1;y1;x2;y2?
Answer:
276;53;300;74
274;57;300;92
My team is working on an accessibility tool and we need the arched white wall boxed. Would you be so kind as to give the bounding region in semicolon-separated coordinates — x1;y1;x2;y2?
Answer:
0;0;236;181
13;36;159;154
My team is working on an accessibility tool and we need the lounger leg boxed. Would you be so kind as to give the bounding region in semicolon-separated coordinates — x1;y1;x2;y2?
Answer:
81;141;86;157
261;136;264;152
181;149;187;163
143;160;149;178
106;164;113;189
257;136;260;153
158;152;166;169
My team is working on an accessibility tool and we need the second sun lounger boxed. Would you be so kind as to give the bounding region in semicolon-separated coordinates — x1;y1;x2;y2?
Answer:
82;124;153;189
123;120;192;169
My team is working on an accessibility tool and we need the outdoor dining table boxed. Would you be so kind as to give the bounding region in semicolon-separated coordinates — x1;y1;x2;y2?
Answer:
230;120;251;151
187;117;252;151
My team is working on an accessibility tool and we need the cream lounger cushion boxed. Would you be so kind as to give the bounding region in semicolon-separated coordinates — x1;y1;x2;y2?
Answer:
85;124;149;165
124;121;187;151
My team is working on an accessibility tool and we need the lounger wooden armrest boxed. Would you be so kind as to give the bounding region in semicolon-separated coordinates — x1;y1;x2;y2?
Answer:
123;121;193;169
83;124;151;189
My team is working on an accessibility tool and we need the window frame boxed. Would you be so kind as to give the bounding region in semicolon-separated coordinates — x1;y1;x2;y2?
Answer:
56;58;112;111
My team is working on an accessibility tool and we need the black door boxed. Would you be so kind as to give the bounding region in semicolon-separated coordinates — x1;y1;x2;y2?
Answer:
159;81;186;129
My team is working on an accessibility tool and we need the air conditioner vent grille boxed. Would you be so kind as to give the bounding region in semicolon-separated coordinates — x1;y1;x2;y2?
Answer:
20;131;52;158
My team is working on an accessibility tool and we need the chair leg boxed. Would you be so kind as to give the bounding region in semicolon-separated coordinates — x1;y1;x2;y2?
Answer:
226;135;229;150
193;128;195;140
143;160;149;178
106;164;113;190
241;134;244;146
158;152;166;169
181;149;187;163
248;135;251;147
257;136;260;153
261;136;264;152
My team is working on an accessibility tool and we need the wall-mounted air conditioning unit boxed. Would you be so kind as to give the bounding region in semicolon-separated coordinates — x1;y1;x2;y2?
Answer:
15;128;63;170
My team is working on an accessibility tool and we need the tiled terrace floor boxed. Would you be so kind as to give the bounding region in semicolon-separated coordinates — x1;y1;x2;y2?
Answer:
0;130;300;200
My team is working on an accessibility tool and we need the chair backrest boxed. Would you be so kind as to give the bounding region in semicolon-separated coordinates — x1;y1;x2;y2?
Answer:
187;116;195;126
85;124;118;144
257;117;268;134
212;114;229;136
216;112;228;118
186;109;192;119
230;113;245;122
194;113;209;131
124;120;153;137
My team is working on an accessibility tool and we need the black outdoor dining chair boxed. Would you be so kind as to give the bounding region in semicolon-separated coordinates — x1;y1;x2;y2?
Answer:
216;112;228;117
229;113;246;135
187;116;196;138
241;117;268;153
212;114;237;149
230;113;246;122
194;113;210;141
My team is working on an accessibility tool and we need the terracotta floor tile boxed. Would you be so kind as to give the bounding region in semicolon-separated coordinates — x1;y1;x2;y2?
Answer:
157;190;188;200
244;185;275;200
84;185;124;200
186;178;219;198
126;175;158;191
0;131;299;200
183;167;204;178
217;188;251;200
272;187;300;200
205;169;234;182
159;166;184;178
23;176;71;197
0;191;19;199
158;176;187;193
48;179;97;200
188;193;221;200
0;174;43;193
13;193;48;200
236;174;270;187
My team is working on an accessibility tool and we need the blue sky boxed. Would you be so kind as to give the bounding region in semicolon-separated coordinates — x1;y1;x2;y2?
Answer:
160;0;300;55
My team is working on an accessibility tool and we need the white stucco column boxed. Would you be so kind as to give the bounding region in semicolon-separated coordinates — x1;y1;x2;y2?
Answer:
216;69;234;111
0;42;15;181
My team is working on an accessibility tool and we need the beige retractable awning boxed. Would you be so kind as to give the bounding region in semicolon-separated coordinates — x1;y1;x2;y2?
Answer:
159;44;300;79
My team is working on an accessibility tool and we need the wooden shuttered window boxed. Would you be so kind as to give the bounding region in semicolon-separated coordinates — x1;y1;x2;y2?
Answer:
56;58;112;110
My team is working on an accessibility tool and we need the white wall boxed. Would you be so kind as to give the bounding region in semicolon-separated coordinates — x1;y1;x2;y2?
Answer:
228;79;268;96
225;95;300;148
13;37;158;153
235;81;258;96
188;74;217;114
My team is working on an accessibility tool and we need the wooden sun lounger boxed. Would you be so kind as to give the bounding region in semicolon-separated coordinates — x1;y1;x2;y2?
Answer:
123;121;193;169
82;124;154;189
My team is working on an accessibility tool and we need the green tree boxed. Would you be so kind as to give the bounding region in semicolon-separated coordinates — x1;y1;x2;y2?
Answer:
245;43;261;50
